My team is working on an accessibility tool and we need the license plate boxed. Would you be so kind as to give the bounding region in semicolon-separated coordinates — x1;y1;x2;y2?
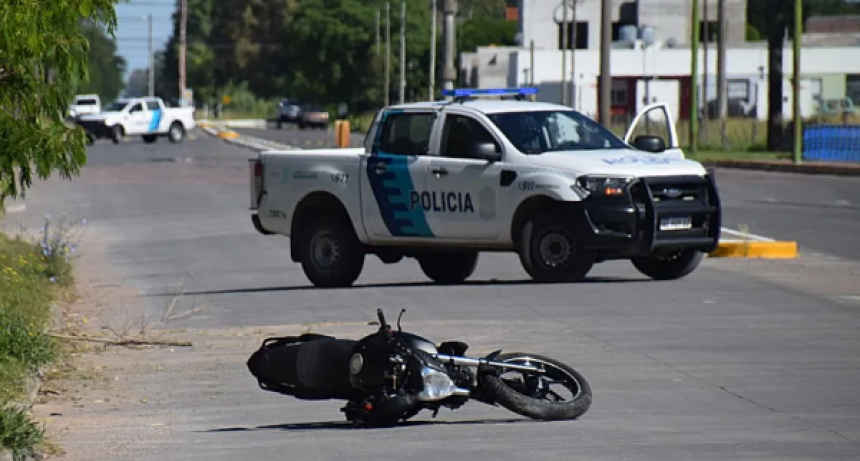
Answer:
659;216;692;231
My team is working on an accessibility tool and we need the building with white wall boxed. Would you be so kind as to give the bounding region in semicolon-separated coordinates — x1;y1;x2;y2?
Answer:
516;0;747;52
460;41;860;123
462;0;860;123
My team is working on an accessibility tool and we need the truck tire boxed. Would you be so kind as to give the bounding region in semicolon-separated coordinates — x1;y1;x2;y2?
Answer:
167;122;185;143
142;134;158;144
110;125;124;144
299;213;365;288
416;251;478;284
518;213;594;283
631;249;704;281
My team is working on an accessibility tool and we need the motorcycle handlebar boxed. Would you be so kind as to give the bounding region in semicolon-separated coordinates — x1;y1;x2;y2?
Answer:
376;308;387;329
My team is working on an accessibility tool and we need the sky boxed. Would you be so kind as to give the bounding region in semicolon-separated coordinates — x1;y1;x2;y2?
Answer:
114;0;177;80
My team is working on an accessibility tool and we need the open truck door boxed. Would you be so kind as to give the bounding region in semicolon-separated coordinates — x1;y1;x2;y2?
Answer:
623;102;685;159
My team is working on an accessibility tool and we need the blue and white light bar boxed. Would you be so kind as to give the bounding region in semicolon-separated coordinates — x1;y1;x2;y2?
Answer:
441;87;539;98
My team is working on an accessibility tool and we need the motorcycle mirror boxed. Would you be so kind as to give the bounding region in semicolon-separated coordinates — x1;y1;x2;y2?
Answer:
396;309;406;332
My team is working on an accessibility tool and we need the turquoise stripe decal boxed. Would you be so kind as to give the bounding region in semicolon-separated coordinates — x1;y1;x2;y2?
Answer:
148;109;162;132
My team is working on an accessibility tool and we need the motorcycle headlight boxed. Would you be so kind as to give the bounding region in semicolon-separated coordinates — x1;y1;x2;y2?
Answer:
417;366;458;402
574;175;633;198
349;352;364;375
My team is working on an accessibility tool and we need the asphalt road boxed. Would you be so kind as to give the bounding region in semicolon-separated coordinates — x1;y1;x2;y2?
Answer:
5;130;860;461
236;126;860;261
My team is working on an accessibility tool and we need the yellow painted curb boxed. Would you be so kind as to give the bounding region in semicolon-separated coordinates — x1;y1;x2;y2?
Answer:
217;130;239;139
708;241;798;259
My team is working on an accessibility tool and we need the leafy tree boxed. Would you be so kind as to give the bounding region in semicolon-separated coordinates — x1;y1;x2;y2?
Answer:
0;0;118;206
746;0;860;150
458;16;518;52
73;21;127;102
124;68;150;97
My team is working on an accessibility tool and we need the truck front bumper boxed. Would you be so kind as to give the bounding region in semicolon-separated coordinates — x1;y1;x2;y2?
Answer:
568;172;721;258
77;120;111;139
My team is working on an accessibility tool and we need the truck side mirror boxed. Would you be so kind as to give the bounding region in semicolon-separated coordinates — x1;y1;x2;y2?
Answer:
470;141;502;162
633;135;666;153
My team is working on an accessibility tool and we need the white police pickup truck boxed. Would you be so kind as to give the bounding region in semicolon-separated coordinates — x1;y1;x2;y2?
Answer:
77;96;196;144
248;88;721;288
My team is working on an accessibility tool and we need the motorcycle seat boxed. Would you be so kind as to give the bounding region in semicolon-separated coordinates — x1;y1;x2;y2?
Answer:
295;338;357;394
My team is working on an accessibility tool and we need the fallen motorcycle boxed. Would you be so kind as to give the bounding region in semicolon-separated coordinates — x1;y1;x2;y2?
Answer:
246;309;592;426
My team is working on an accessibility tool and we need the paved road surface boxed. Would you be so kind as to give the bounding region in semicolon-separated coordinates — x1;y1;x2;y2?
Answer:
4;129;859;461
236;126;860;260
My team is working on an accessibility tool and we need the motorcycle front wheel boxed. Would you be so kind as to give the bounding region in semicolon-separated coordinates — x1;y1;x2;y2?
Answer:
480;352;592;421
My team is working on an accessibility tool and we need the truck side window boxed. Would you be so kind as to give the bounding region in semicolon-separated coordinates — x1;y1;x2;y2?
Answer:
146;101;160;111
440;114;500;159
129;103;143;113
379;112;434;156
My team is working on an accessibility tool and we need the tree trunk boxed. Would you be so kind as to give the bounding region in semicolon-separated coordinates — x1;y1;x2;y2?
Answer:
767;0;787;151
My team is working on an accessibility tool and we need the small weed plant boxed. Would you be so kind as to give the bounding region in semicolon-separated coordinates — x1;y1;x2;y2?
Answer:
0;214;85;459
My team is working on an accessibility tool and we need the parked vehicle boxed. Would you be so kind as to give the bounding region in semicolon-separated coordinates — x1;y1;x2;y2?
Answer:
299;104;330;130
247;308;592;426
77;96;197;144
247;87;722;288
68;94;101;120
276;99;303;128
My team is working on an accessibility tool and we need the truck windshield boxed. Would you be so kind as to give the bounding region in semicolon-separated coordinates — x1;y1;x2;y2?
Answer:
486;110;628;154
105;101;129;112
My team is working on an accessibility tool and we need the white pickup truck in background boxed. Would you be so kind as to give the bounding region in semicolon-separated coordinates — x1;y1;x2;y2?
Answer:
68;94;101;120
77;96;196;144
248;88;722;288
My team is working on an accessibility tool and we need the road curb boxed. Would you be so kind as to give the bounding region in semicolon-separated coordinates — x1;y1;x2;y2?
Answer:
708;240;798;258
703;159;860;177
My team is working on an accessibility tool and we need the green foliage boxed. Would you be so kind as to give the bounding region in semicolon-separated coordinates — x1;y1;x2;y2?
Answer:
0;405;45;461
0;0;119;204
154;0;513;114
745;24;762;41
0;215;81;458
72;21;127;102
459;16;519;52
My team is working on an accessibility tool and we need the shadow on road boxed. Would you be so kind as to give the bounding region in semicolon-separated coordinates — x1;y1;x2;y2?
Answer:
201;417;539;433
143;276;648;298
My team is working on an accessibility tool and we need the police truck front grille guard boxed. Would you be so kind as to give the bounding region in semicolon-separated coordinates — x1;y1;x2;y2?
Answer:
628;174;721;253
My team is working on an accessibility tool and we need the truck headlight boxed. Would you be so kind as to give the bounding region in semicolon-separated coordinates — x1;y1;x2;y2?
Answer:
417;366;458;402
574;176;633;197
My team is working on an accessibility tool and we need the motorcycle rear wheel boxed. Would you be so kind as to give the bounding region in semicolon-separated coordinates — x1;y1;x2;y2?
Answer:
480;352;592;421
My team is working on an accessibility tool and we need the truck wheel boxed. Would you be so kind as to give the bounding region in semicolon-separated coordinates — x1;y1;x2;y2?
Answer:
110;125;124;144
142;134;158;144
299;214;365;288
167;122;185;143
416;251;478;284
518;214;595;283
631;249;703;281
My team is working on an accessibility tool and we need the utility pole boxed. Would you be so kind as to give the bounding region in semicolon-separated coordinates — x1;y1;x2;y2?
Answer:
400;2;406;104
689;0;701;154
385;2;391;106
430;0;437;100
570;1;578;108
179;0;188;105
560;1;568;105
598;0;611;125
376;9;381;55
717;0;728;148
442;0;457;94
147;14;154;97
793;0;802;164
701;0;708;140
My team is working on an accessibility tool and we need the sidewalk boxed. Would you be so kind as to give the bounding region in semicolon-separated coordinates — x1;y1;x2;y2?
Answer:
703;158;860;177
